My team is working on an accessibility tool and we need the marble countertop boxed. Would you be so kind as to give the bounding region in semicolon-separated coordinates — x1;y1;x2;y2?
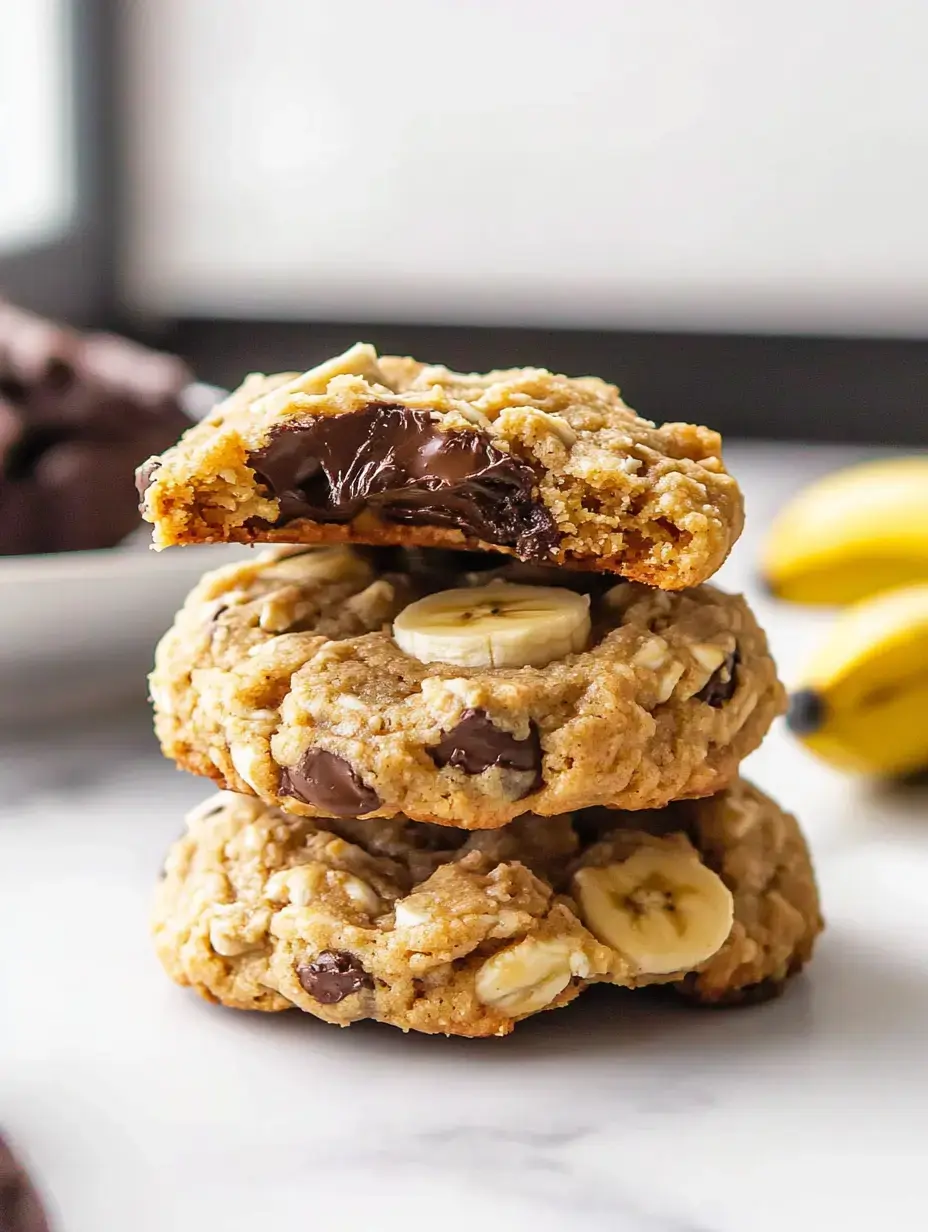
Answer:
2;443;927;1232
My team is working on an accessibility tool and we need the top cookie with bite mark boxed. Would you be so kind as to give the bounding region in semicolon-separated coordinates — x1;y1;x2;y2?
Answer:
151;544;783;830
137;343;743;588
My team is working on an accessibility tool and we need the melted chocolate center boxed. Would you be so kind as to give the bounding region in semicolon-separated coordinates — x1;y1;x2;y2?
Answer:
246;402;559;560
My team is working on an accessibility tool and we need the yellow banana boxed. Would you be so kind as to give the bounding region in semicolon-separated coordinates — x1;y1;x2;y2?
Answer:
786;582;928;776
762;457;928;605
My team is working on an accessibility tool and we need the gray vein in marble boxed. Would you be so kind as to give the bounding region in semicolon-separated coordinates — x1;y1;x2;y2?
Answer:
312;1126;715;1232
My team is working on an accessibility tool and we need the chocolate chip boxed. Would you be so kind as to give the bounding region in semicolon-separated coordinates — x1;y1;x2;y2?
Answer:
279;748;381;816
429;708;543;796
296;949;372;1003
696;649;740;708
246;402;560;561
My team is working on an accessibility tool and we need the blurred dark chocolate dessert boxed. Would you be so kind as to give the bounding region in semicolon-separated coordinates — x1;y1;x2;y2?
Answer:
0;299;191;555
0;1132;50;1232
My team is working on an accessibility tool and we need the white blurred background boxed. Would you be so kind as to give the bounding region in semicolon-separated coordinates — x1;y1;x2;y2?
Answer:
122;0;928;335
1;1;926;440
3;1;928;333
0;0;72;250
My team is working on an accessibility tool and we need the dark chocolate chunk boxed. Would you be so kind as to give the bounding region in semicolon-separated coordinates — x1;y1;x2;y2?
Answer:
696;649;740;708
0;1133;51;1232
0;298;191;556
4;426;68;484
246;402;560;560
37;440;145;552
296;950;372;1003
279;748;381;816
429;708;543;796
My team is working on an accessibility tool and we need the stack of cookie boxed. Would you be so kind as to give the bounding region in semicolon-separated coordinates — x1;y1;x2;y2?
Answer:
140;345;822;1037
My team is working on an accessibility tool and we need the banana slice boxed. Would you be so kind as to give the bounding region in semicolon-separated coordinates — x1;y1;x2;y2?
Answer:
572;848;733;975
393;582;591;669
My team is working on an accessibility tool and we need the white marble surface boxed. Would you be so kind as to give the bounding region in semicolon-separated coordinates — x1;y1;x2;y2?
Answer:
2;442;927;1232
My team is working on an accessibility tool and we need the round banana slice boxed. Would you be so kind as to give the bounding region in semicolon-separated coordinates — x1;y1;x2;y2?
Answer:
572;848;734;976
393;582;591;669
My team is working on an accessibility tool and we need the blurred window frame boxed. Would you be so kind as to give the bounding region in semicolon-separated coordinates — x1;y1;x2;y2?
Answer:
0;0;117;326
0;1;921;445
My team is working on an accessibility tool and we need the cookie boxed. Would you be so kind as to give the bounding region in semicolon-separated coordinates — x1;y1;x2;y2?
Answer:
136;343;743;588
152;780;822;1036
151;545;785;829
0;299;190;554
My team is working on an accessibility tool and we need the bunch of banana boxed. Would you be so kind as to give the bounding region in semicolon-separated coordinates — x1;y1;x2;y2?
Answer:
762;457;928;605
787;582;928;777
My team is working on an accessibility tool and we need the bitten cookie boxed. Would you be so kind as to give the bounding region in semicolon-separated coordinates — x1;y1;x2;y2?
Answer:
137;343;743;588
151;546;785;829
153;780;822;1037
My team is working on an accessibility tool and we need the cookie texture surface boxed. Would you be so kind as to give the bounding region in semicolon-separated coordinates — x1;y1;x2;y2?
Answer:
152;780;822;1036
151;545;785;829
137;344;743;588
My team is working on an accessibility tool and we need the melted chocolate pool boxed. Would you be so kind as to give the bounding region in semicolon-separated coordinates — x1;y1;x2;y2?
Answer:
247;402;559;560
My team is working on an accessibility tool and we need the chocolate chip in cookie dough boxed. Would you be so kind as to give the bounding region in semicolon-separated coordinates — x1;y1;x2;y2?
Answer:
696;649;740;708
429;709;543;797
246;402;560;561
279;748;381;816
296;949;372;1003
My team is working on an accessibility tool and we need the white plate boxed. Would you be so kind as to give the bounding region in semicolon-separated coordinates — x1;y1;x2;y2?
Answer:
0;438;881;726
0;538;250;723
